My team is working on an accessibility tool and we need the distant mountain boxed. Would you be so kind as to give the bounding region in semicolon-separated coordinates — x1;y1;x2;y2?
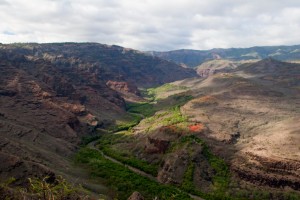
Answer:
149;45;300;67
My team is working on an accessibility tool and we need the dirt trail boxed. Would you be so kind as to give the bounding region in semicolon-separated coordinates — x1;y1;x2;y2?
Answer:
87;140;205;200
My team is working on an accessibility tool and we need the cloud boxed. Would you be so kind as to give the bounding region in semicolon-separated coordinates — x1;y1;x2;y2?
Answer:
0;0;9;5
0;0;300;50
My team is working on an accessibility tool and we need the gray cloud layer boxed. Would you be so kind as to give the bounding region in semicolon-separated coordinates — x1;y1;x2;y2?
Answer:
1;0;300;50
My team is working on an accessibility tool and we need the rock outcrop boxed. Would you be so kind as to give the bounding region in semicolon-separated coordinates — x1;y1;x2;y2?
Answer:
106;80;141;95
127;191;145;200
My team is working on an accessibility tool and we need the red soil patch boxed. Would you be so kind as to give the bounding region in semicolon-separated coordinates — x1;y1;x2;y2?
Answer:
189;123;205;132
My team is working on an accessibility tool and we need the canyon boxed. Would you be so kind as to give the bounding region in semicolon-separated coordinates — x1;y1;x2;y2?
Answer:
0;43;299;200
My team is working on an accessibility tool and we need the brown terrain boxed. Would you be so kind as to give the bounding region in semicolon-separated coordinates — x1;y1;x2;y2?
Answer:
196;59;258;77
179;58;300;191
1;42;299;199
103;58;300;199
0;43;197;197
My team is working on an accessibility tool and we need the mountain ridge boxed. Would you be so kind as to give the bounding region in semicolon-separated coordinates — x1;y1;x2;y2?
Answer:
149;44;300;67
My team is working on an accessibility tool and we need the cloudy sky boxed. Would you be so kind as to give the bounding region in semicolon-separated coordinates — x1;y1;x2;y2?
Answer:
1;0;300;51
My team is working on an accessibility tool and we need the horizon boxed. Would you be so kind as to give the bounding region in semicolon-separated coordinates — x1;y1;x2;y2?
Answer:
1;41;300;52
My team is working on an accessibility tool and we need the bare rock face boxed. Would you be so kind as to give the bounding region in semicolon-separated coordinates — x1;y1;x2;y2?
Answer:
232;152;300;190
157;151;189;184
143;126;181;155
106;80;141;95
197;68;215;77
127;191;145;200
145;137;170;154
106;80;145;102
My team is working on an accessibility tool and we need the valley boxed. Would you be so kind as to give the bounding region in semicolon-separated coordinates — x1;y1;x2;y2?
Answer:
81;70;299;199
0;43;299;200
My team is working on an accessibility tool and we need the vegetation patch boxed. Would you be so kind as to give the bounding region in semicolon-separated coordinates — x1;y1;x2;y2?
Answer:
126;94;193;118
75;148;191;200
183;135;230;197
147;83;188;100
160;106;188;126
168;135;233;200
144;106;189;132
181;162;196;193
202;143;230;194
110;114;142;132
126;102;156;117
80;134;102;146
171;94;193;106
96;132;159;176
0;176;87;199
27;176;85;199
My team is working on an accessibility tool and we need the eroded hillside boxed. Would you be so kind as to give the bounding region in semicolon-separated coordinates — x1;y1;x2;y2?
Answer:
86;58;300;199
0;43;197;198
179;59;300;195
